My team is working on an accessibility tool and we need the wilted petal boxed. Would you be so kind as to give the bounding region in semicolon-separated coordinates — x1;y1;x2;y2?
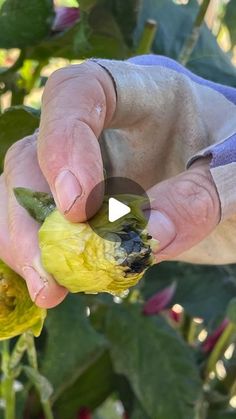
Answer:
39;196;155;296
52;7;80;32
143;282;176;315
202;318;229;353
0;260;46;340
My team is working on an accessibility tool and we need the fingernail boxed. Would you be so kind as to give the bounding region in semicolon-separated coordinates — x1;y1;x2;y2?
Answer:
147;210;176;251
22;266;46;302
55;170;82;213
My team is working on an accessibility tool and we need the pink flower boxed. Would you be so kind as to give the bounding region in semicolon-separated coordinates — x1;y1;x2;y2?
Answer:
202;318;229;353
77;407;92;419
52;7;80;32
143;282;176;316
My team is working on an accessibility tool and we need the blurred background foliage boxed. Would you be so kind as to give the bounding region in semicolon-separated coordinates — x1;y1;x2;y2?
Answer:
1;1;236;418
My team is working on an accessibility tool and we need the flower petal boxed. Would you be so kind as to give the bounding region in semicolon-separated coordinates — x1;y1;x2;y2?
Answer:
143;282;177;316
52;7;80;32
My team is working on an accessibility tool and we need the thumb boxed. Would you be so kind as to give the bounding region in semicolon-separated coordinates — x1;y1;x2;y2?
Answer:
146;158;221;261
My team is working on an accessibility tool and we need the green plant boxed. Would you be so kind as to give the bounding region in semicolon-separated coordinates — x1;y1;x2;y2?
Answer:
1;1;236;418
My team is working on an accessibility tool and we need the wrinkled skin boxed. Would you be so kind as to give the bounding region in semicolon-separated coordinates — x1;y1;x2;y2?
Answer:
0;62;220;308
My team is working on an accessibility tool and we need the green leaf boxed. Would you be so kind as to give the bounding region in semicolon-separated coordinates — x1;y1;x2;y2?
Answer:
55;351;115;419
207;411;236;419
223;0;236;46
78;0;97;11
104;0;140;48
85;6;129;59
142;263;236;322
14;188;55;224
15;388;29;419
116;375;149;418
227;298;236;324
0;106;39;172
23;365;53;403
0;0;54;48
106;304;202;419
41;294;107;402
130;404;151;419
30;6;128;60
130;399;150;419
134;0;236;86
28;21;84;60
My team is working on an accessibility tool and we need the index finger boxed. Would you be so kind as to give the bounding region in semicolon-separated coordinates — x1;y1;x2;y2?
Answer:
38;61;116;222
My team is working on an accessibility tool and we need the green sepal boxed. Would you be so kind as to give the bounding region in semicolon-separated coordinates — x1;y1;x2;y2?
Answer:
14;187;55;223
90;194;149;237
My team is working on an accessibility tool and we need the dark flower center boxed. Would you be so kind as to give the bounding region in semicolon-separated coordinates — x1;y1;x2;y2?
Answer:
118;227;152;274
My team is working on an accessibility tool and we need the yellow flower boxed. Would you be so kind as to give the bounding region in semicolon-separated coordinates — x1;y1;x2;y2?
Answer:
0;261;46;340
39;195;158;295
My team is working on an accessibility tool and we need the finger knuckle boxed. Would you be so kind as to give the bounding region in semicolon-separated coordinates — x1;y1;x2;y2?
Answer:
4;136;35;176
45;66;71;89
44;62;92;92
171;174;216;227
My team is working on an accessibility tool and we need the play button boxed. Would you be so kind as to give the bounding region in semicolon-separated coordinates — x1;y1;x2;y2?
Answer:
108;197;131;222
86;177;151;242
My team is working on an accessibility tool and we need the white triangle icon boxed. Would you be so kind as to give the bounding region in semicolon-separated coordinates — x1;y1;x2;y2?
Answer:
108;197;131;222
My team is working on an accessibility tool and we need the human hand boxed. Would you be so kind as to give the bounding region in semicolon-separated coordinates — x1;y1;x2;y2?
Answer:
0;62;116;308
0;60;221;309
145;157;220;262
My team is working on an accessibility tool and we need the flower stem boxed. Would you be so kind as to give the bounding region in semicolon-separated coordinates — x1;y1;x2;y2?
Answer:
11;88;26;106
1;340;15;419
25;332;38;370
42;401;54;419
9;334;27;371
205;322;236;378
179;0;212;65
136;19;157;55
195;394;208;419
187;319;197;344
25;333;54;419
28;60;48;92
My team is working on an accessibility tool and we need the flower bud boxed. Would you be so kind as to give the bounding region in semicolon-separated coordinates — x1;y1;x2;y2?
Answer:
143;282;176;316
202;318;229;353
77;407;92;419
52;7;80;32
169;307;182;323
